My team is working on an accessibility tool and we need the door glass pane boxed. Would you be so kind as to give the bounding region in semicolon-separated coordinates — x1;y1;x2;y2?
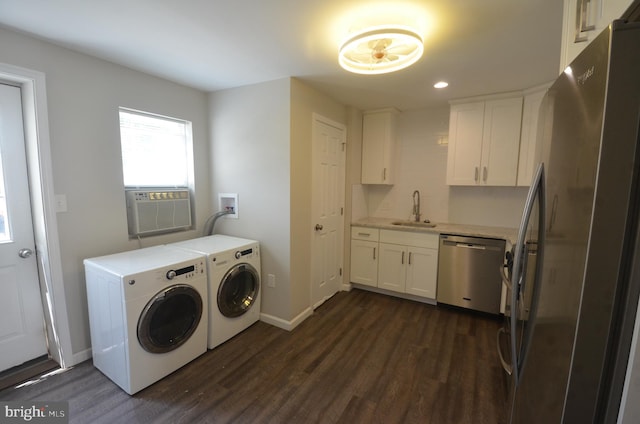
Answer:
0;150;10;242
218;265;259;318
137;286;202;353
149;293;199;347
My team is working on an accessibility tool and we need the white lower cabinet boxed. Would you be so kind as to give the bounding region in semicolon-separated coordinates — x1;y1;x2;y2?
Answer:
350;239;378;287
404;246;438;298
350;227;379;287
378;242;438;298
350;227;438;301
378;243;407;292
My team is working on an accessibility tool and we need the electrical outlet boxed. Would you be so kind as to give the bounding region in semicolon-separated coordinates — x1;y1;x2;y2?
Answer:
267;274;276;288
55;194;68;213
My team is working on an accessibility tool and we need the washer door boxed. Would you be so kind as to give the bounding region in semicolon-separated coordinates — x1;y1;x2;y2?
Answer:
137;284;203;353
217;263;260;318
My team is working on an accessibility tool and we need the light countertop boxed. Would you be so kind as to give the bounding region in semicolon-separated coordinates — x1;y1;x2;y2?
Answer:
352;217;518;246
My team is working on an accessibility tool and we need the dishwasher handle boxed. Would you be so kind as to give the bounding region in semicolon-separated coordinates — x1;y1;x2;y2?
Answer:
455;242;486;250
441;237;504;252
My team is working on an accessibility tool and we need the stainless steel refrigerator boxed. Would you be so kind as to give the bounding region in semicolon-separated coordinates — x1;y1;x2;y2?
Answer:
499;19;640;423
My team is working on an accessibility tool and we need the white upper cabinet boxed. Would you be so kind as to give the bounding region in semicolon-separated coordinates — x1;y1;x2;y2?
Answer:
447;96;523;186
560;0;634;71
446;101;485;186
361;108;398;185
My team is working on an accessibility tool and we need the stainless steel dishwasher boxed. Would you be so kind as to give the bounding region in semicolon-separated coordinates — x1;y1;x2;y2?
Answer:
437;234;505;314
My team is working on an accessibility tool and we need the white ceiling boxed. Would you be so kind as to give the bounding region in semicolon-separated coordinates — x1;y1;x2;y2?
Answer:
0;0;564;111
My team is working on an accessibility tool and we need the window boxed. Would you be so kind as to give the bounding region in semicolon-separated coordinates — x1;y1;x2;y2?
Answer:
119;108;193;188
119;108;195;237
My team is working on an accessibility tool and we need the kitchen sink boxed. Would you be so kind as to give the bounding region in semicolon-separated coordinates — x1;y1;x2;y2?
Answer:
391;220;437;228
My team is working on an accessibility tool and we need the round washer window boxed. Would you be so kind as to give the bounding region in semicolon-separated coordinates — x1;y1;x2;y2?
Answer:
138;284;203;354
217;263;260;318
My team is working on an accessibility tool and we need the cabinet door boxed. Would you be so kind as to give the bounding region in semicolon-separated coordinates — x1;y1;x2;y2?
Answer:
480;97;523;186
560;0;633;72
350;239;378;287
378;243;406;293
361;110;396;184
446;102;485;185
405;247;439;299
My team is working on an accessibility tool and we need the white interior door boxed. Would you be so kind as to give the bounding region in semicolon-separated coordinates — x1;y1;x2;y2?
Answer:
0;83;48;372
311;116;345;309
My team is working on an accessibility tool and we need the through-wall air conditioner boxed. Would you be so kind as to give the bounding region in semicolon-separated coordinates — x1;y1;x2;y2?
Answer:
126;189;192;237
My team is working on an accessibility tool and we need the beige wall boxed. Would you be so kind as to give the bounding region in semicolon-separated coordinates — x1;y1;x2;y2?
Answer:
210;77;346;323
290;78;346;318
209;79;292;321
0;25;527;364
0;27;211;361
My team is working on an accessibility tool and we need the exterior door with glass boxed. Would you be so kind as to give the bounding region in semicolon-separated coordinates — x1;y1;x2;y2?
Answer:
0;83;48;372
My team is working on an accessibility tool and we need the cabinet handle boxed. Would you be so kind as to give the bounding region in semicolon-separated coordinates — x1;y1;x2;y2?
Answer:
483;166;488;182
357;232;371;237
383;168;387;181
373;247;376;260
401;251;405;265
575;0;595;42
408;252;412;265
474;166;479;182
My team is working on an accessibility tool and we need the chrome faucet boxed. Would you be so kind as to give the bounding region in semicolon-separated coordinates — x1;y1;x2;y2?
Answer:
412;190;421;222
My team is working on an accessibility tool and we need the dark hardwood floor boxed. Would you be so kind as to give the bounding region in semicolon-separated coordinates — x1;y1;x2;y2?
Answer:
0;289;507;423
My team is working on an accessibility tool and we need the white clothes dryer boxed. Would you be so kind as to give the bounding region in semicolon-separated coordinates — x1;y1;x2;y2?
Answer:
168;235;261;349
84;245;207;395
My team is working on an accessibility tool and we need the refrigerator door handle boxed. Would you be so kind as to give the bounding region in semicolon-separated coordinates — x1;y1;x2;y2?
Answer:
510;162;545;385
516;169;546;379
497;327;513;375
500;264;512;291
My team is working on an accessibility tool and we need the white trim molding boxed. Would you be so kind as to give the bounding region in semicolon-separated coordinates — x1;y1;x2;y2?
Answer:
259;307;314;332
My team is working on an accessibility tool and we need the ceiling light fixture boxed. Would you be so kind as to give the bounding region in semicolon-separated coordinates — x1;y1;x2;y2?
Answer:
339;26;424;75
434;81;449;88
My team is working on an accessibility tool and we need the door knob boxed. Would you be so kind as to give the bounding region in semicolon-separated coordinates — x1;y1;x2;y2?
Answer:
315;224;323;231
18;248;33;258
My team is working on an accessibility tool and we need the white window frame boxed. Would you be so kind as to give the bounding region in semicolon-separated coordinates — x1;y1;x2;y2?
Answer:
118;107;195;190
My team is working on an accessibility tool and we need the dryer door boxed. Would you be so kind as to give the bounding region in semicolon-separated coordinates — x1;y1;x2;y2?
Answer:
138;284;203;353
218;263;260;318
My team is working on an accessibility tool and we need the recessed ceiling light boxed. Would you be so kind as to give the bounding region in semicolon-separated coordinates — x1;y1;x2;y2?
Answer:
434;81;449;88
338;26;424;75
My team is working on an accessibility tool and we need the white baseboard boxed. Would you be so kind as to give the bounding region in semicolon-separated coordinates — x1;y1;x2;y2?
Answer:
260;306;313;331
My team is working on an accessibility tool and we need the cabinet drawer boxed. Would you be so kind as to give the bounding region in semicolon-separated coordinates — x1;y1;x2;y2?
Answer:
351;226;379;242
380;229;439;249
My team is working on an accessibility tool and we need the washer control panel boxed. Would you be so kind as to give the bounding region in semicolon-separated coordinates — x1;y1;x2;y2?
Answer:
126;261;205;290
154;261;205;283
168;262;203;279
234;247;257;260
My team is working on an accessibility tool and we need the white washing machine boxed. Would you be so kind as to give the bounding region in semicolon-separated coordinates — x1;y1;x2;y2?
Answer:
168;235;261;349
84;245;208;395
